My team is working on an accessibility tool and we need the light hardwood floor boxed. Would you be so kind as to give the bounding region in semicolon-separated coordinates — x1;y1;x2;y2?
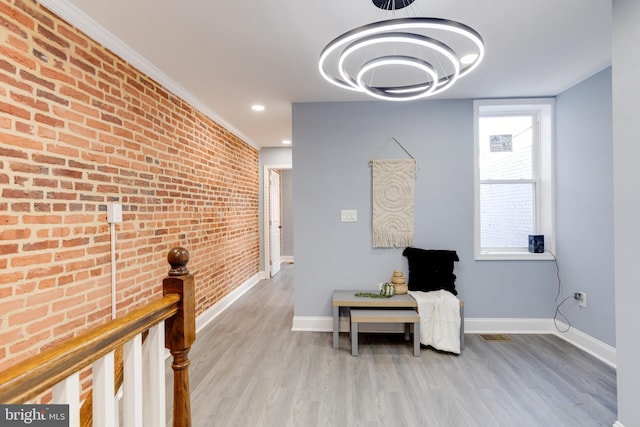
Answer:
167;263;617;427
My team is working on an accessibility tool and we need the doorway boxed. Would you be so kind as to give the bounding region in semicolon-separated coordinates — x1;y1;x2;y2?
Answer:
263;164;292;278
269;169;281;277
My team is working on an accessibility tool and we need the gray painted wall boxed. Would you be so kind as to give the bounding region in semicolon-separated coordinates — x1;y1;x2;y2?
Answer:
556;68;615;346
281;169;294;257
613;0;640;424
292;100;558;318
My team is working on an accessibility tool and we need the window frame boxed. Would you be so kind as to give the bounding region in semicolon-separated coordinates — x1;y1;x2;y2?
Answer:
473;98;556;261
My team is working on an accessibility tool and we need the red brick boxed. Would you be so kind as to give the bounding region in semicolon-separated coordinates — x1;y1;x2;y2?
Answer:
20;69;55;90
0;244;18;254
0;58;16;73
0;131;42;150
11;91;48;111
42;67;75;86
25;312;64;334
22;214;62;224
0;100;30;119
0;14;27;39
46;191;77;200
26;265;63;279
101;113;122;126
32;178;56;188
0;227;30;240
0;2;34;31
9;330;51;354
37;89;68;106
10;161;48;174
32;48;48;63
15;121;34;134
0;71;32;92
11;252;52;267
37;126;56;140
0;146;28;159
33;36;66;61
52;168;82;179
0;271;23;285
0;284;11;298
2;188;43;199
69;101;99;118
38;23;70;49
47;144;79;158
56;24;87;48
68;123;97;139
32;153;65;165
22;240;58;251
14;0;54;29
77;80;103;100
58;132;90;148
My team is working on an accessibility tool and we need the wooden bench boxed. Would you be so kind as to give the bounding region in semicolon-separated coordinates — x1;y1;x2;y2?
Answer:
350;309;420;357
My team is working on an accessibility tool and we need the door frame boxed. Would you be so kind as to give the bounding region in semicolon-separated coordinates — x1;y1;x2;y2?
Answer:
262;164;291;278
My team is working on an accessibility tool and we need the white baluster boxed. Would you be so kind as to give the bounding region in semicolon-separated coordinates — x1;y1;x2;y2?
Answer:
143;323;166;427
93;352;116;427
52;371;80;427
123;334;143;427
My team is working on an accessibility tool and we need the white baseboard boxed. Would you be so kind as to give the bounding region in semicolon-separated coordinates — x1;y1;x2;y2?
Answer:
291;316;330;332
291;316;617;368
613;421;625;427
280;256;294;263
195;272;262;333
552;321;616;368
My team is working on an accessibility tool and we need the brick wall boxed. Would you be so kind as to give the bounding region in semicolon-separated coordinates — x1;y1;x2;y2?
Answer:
0;0;260;370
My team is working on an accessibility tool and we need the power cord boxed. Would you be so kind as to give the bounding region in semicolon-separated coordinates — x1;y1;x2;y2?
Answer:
551;252;571;333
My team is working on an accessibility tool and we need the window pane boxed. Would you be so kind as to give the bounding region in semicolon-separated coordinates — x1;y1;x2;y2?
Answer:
480;183;535;248
479;115;533;180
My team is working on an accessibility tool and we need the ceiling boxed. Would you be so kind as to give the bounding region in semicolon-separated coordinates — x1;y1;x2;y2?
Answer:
42;0;612;148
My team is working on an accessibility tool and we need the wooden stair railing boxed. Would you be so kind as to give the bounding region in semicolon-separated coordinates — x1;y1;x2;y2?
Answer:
0;246;196;427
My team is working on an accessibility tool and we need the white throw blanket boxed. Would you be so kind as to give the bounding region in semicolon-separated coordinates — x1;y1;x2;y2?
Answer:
408;290;461;354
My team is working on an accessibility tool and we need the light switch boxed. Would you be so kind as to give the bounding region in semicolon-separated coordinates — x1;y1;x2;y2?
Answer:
341;209;357;222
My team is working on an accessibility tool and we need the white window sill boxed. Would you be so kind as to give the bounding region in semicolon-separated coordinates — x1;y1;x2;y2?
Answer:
475;251;556;261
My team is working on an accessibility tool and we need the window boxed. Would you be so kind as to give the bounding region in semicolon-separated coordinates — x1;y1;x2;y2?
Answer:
474;99;555;260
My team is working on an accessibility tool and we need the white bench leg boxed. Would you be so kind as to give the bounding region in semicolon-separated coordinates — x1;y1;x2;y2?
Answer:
460;303;465;351
351;321;359;356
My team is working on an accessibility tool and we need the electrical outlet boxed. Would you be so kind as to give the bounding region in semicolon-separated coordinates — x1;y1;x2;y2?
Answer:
574;292;587;308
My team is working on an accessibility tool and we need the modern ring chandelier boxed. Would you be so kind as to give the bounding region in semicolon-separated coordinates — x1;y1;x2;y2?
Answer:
318;0;484;101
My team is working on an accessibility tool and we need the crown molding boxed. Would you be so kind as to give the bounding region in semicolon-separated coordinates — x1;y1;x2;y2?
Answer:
37;0;259;150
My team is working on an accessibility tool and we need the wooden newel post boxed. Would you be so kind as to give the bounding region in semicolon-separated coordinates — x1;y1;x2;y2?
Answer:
163;247;196;427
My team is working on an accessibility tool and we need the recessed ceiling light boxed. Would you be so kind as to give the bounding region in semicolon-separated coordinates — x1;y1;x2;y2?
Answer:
282;140;292;145
251;104;265;112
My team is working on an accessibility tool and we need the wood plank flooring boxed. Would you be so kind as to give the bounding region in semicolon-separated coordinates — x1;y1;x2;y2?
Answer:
167;263;617;426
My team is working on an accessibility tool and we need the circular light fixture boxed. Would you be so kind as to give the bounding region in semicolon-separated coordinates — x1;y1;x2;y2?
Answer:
372;0;416;10
251;104;265;112
318;17;484;101
282;140;292;145
357;55;439;101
